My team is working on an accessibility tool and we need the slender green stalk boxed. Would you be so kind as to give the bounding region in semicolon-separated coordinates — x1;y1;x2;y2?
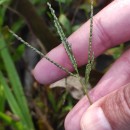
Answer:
78;77;92;104
47;2;79;75
84;0;94;104
47;2;94;105
8;1;94;105
47;3;93;104
88;0;94;62
8;28;76;77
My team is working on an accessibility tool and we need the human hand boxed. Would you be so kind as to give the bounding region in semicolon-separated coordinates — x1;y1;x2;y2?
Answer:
33;0;130;130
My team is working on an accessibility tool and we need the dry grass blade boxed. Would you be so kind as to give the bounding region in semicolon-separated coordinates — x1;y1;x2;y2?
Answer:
47;2;79;74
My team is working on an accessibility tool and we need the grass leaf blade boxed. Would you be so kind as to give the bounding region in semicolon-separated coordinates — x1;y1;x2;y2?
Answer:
0;72;28;130
0;32;34;130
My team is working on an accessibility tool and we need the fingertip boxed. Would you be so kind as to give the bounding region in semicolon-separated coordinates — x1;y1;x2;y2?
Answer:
32;63;47;84
32;57;56;85
32;56;69;84
80;107;112;130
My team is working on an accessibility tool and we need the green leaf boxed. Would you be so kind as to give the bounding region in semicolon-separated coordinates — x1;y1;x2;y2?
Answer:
0;72;27;130
0;5;6;27
0;112;24;130
0;84;5;112
59;14;71;35
55;0;66;3
47;90;58;113
12;44;25;61
55;0;72;4
0;33;34;130
0;0;9;5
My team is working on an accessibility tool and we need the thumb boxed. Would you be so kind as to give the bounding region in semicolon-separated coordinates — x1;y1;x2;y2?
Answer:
80;83;130;130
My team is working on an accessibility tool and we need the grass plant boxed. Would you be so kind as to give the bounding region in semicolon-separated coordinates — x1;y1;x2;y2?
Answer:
0;33;35;130
8;0;94;105
0;3;34;129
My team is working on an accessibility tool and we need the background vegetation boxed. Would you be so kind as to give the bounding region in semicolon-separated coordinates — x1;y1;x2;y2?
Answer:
0;0;127;130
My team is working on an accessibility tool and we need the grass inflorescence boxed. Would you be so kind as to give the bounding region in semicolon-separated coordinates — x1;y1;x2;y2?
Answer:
47;2;79;75
84;0;94;104
8;28;75;77
9;1;94;105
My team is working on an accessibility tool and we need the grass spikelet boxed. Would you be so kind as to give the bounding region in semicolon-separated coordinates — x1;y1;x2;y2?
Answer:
47;2;79;74
84;0;94;104
8;1;94;105
8;29;76;77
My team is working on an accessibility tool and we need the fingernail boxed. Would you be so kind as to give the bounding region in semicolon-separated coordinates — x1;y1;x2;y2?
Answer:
81;107;112;130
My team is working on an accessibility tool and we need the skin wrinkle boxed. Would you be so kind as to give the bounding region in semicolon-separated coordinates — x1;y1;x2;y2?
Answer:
124;86;130;109
123;86;130;118
100;85;130;130
115;91;129;129
122;55;130;76
96;1;130;44
101;94;117;130
93;17;113;50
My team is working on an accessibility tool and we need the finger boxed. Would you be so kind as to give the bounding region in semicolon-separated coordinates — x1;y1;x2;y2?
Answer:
80;83;130;130
65;49;130;130
33;0;130;84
